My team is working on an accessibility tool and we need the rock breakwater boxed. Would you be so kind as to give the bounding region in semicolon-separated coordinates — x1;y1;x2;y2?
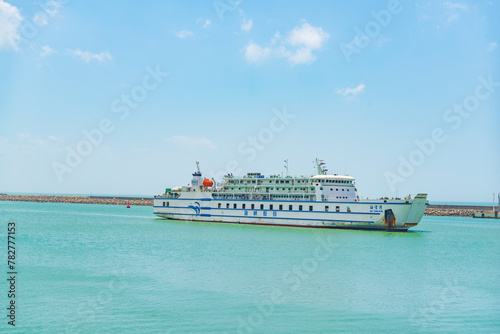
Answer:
0;194;153;206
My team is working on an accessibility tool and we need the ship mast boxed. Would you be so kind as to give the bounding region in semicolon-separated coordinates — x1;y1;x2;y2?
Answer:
315;158;328;175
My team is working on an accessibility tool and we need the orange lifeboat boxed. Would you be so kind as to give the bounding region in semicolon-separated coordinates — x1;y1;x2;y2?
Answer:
203;179;214;187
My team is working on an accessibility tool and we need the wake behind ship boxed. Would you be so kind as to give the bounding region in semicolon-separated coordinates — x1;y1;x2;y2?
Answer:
153;160;428;231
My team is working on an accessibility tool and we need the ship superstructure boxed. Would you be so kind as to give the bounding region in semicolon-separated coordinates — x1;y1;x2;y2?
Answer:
154;160;428;231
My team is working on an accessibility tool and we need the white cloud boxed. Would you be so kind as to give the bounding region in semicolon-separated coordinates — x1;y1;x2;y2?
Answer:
243;21;329;65
286;22;328;65
0;0;22;50
288;22;329;50
443;2;468;10
243;41;271;64
19;133;49;146
176;30;193;39
288;48;315;65
33;13;48;26
33;1;63;26
167;136;216;149
241;18;253;32
203;19;211;29
487;41;497;52
69;49;113;63
335;83;365;99
44;1;63;17
40;45;55;56
271;31;281;45
48;135;65;143
442;1;467;25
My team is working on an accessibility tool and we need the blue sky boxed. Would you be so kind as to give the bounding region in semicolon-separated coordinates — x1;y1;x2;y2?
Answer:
0;0;498;202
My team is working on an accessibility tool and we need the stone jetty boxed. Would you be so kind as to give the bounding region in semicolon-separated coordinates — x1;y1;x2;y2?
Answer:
0;194;153;206
425;204;496;217
0;194;494;217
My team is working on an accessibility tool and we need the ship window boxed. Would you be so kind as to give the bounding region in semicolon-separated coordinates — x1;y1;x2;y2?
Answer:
269;204;273;210
279;204;283;210
234;203;237;209
226;203;230;208
342;189;344;191
347;207;351;212
218;203;221;208
289;205;293;211
325;206;329;212
251;204;255;209
243;204;246;209
299;205;303;211
286;180;290;184
336;206;340;212
163;202;165;207
260;204;264;210
309;205;313;211
167;202;169;207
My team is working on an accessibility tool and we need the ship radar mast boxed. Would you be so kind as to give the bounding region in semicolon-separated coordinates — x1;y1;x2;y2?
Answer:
315;158;328;175
193;161;202;176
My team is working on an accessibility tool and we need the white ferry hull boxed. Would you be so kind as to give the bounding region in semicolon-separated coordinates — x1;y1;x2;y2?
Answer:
153;194;428;231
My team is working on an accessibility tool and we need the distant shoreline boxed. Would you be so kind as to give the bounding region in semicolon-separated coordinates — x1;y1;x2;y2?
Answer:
1;194;497;217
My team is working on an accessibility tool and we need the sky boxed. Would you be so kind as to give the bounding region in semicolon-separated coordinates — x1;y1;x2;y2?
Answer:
0;0;498;202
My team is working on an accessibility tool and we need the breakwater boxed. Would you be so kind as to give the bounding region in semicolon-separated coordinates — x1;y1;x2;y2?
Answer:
1;194;496;217
0;194;153;206
425;204;493;217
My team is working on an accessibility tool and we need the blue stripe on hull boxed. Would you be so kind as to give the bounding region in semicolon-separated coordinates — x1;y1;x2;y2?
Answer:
153;211;375;224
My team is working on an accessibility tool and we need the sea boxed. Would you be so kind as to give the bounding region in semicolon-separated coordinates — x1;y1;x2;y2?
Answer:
0;200;498;333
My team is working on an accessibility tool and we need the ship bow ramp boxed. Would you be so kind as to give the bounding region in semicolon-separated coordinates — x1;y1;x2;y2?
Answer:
403;194;428;228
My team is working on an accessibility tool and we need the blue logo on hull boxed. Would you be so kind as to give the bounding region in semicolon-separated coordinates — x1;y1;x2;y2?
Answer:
188;202;201;216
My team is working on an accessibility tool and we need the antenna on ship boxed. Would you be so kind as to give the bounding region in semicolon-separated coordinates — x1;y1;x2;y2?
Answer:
193;161;202;177
284;159;289;177
315;158;328;175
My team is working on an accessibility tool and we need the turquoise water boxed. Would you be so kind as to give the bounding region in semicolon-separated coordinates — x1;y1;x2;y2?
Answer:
0;201;498;333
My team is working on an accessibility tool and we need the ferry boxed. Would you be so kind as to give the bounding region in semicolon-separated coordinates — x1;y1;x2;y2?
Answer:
153;160;428;231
